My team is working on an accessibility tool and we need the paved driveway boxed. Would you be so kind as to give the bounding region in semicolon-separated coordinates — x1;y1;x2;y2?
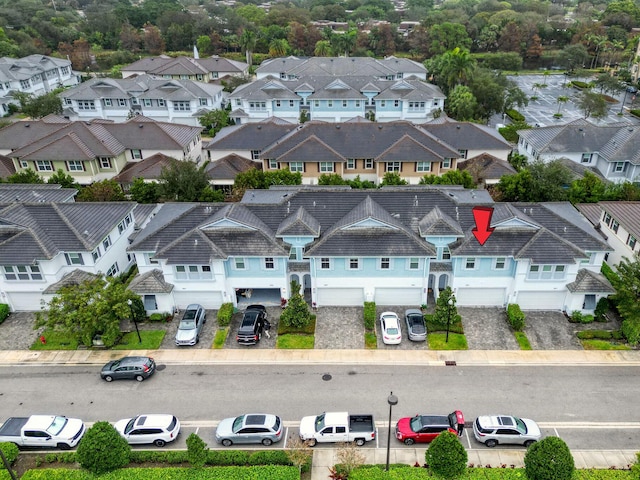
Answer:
524;311;583;350
460;307;520;350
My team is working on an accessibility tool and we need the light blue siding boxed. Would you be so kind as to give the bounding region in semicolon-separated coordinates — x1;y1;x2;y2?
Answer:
452;257;516;277
312;257;424;278
225;257;286;277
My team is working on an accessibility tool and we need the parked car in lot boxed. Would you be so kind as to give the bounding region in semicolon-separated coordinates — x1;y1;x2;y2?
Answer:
0;415;85;450
175;303;206;346
101;356;156;382
114;414;180;447
236;305;269;345
473;414;541;447
215;413;282;446
396;410;464;445
380;312;401;344
404;309;427;341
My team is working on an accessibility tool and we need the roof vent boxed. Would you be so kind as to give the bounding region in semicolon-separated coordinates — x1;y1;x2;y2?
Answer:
378;125;383;129
456;125;460;129
336;125;340;129
257;125;262;129
139;124;143;128
25;124;30;127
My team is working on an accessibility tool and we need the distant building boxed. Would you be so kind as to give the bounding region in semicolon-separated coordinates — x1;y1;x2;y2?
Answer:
121;55;249;81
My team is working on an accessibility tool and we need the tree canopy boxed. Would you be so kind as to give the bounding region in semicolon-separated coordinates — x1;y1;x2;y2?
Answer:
611;254;640;346
158;159;224;202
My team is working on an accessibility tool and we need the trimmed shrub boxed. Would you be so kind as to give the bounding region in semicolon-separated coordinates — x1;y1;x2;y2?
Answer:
76;421;130;474
571;80;590;89
280;291;311;328
630;109;640;118
186;433;208;468
248;450;291;465
206;450;250;466
506;109;525;121
507;304;525;331
0;304;9;324
425;431;467;479
148;313;165;322
363;302;376;330
569;311;594;323
594;297;610;322
217;303;234;327
0;442;19;467
524;436;574;480
577;329;624;340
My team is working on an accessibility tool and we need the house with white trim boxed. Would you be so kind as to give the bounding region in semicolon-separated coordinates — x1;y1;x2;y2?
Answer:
121;55;249;81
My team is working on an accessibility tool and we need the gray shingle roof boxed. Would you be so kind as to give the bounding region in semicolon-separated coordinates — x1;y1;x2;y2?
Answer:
113;153;175;183
43;269;99;294
423;120;512;152
128;268;175;294
204;154;258;180
122;55;248;75
566;268;614;293
580;201;640;239
256;56;426;78
276;206;321;237
205;119;297;150
0;184;77;203
418;206;463;236
458;153;517;183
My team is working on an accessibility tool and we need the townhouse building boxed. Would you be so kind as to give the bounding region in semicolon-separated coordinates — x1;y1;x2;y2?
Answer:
59;75;224;127
0;55;80;115
0;116;203;184
517;119;640;183
121;55;249;81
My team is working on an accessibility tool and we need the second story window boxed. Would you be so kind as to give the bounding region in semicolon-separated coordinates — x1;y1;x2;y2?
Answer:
365;159;374;169
289;162;303;172
99;157;112;169
67;160;84;172
175;265;212;280
36;160;52;172
131;150;142;159
386;162;400;173
234;257;246;270
465;257;476;269
65;253;84;265
268;159;278;170
348;258;359;270
416;162;430;172
627;235;637;250
173;101;191;111
77;100;95;110
3;265;42;281
408;258;420;269
319;162;333;173
264;257;275;270
320;257;331;269
494;257;506;269
346;159;355;169
612;220;619;233
528;264;565;280
102;235;112;251
380;257;390;269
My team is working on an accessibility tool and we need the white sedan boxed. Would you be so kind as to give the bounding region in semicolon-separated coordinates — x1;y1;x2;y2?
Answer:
380;312;402;345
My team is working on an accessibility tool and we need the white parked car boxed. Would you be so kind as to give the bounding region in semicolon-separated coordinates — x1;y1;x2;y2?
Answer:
473;414;541;448
380;312;402;345
114;414;180;447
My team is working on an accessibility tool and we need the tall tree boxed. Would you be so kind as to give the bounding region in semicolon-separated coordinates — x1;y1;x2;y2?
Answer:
77;180;126;202
158;159;222;202
427;22;472;56
143;23;165;54
444;84;478;120
314;40;332;56
239;29;257;66
576;90;608;119
612;254;640;345
6;169;44;184
269;38;289;57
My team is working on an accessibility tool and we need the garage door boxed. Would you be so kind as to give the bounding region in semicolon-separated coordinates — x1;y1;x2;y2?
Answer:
456;288;506;307
174;291;223;310
7;292;41;311
374;288;422;306
316;288;364;306
517;291;566;310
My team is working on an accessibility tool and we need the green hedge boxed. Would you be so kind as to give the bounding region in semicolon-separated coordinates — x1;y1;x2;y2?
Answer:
0;442;19;467
577;330;624;340
506;304;525;331
571;80;590;89
0;304;9;324
363;302;376;330
348;466;633;479
20;466;299;480
505;109;525;122
630;109;640;118
217;303;234;327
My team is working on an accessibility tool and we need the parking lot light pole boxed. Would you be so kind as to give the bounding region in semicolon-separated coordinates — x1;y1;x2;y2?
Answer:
446;298;454;343
620;89;630;114
386;392;398;471
127;299;142;343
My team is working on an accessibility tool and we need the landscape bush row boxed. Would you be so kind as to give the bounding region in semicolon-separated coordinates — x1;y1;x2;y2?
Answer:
0;304;9;324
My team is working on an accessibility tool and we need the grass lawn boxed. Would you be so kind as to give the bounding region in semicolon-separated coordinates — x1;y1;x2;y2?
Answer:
428;332;468;350
212;327;228;349
364;331;377;349
276;333;315;349
580;339;631;350
112;330;165;350
30;330;78;350
514;331;532;350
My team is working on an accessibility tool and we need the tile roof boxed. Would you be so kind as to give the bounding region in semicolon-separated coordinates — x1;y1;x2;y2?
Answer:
566;268;614;293
113;153;175;183
121;55;248;74
0;184;77;203
458;153;517;182
0;155;15;179
276;206;321;237
418;206;463;236
205;119;297;150
423;120;512;152
204;154;258;180
128;268;174;294
43;269;99;294
256;56;426;78
590;201;640;239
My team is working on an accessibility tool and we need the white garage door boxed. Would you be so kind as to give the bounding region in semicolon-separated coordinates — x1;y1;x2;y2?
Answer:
517;291;566;310
374;288;422;306
316;288;364;306
7;292;41;311
174;291;223;310
456;288;506;307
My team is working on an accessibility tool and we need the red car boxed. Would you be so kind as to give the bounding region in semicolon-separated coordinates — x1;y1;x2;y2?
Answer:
395;410;464;445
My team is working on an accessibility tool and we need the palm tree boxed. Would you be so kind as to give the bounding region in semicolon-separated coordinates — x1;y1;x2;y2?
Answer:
239;29;257;66
556;95;569;114
269;38;289;57
441;47;476;92
314;40;332;57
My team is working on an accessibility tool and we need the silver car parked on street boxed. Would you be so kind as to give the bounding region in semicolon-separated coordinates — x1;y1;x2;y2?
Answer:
215;413;283;446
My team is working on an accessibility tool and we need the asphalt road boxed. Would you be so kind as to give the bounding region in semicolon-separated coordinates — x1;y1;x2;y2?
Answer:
1;364;639;452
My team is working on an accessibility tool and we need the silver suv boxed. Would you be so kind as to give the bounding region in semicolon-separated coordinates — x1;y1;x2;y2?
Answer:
114;414;180;447
175;304;206;346
473;414;541;448
215;413;283;446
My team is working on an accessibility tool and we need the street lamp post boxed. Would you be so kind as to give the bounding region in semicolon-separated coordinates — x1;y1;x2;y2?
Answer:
620;88;630;114
386;392;398;471
127;299;142;343
446;298;454;343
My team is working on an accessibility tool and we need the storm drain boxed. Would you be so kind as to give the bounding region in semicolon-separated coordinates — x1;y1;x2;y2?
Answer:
322;373;332;381
444;361;457;366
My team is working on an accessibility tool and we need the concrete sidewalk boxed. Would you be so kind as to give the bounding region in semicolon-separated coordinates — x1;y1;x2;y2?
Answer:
310;447;638;479
1;348;640;366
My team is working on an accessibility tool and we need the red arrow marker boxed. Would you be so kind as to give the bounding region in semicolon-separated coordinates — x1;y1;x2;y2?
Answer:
472;206;495;246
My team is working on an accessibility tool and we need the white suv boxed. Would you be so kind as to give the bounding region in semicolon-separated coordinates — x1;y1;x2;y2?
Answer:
473;414;541;448
114;414;180;447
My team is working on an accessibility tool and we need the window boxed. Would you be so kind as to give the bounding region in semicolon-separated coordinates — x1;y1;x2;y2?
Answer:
145;252;158;265
320;257;331;270
36;160;52;172
394;100;399;107
199;98;208;106
65;253;84;265
581;153;592;163
346;159;356;169
99;157;112;169
275;100;281;107
614;162;625;173
235;99;241;106
465;257;476;269
289;247;298;260
20;79;31;89
289;162;303;172
20;161;28;168
365;159;374;169
264;257;275;269
234;258;246;270
268;159;278;170
494;257;506;269
458;149;468;159
441;158;451;169
380;257;390;269
380;100;386;107
144;295;158;310
603;212;612;226
408;258;420;269
118;98;127;107
433;99;439;107
251;150;260;160
289;100;295;107
77;100;95;110
627;235;637;250
348;258;359;270
442;247;451;260
328;100;333;107
92;247;101;262
416;162;430;172
314;100;319;107
528;264;565;280
106;262;119;277
158;99;166;107
4;265;42;281
355;100;361;107
131;150;142;159
173;101;191;111
143;99;152;107
386;162;400;172
612;220;619;233
249;101;266;111
175;265;213;280
102;235;112;251
104;99;112;106
342;100;347;107
67;160;84;171
117;215;132;234
319;162;333;173
131;98;139;105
